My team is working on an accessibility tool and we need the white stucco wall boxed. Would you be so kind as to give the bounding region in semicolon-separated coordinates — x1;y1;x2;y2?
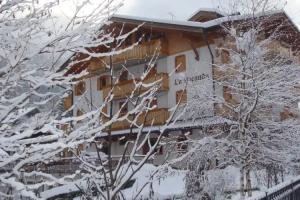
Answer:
74;44;221;165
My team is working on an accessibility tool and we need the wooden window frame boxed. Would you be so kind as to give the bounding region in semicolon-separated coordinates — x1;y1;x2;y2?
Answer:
144;64;157;78
223;86;232;101
75;81;86;96
142;137;163;155
97;75;110;90
119;101;128;116
176;89;187;104
221;49;230;64
77;109;83;117
177;134;188;151
175;54;186;73
146;98;158;108
119;71;128;82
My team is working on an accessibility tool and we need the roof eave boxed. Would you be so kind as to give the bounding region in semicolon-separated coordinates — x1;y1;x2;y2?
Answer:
110;16;204;33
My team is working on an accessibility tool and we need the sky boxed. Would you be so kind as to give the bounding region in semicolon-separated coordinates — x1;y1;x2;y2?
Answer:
116;0;300;24
55;0;300;26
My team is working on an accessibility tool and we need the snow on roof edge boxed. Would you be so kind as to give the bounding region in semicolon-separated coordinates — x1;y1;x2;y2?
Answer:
111;10;296;31
199;9;293;29
187;7;228;21
111;14;206;29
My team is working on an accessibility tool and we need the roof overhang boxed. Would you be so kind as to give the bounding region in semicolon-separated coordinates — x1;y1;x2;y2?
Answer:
110;14;204;33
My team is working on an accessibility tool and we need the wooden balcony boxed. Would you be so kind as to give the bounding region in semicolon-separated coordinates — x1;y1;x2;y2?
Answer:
102;73;169;100
88;38;168;71
109;108;170;131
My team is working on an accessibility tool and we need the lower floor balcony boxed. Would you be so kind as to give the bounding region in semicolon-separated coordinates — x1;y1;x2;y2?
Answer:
102;73;169;100
108;108;170;131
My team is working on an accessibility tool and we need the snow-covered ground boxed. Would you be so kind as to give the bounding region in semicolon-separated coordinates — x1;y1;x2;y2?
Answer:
121;164;186;199
40;164;186;200
40;163;296;200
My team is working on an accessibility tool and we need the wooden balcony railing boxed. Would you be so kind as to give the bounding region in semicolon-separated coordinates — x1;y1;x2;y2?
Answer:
109;108;170;131
102;73;169;100
88;38;168;71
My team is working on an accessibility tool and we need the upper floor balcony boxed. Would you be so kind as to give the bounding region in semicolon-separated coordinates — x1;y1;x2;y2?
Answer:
102;73;169;100
88;38;169;72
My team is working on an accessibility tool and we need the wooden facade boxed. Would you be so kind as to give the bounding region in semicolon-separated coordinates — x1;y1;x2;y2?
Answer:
63;10;300;132
107;108;170;131
102;73;169;100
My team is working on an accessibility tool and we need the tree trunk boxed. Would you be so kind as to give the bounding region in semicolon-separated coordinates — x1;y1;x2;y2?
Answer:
240;167;245;197
274;167;278;185
281;166;284;182
246;169;252;197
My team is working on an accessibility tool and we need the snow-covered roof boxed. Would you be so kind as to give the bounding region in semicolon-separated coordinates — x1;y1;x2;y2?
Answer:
187;7;227;21
111;10;299;32
111;14;205;32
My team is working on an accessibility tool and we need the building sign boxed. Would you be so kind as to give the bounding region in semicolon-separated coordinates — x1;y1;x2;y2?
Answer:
174;73;209;86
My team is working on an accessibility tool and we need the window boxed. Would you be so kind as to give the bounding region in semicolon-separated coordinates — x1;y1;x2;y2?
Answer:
177;134;187;151
119;136;127;146
77;109;83;117
76;109;84;123
125;34;133;46
221;49;230;64
146;98;158;108
175;55;186;73
142;137;163;155
99;141;109;155
97;75;110;90
119;71;128;82
150;98;158;107
280;106;297;121
63;94;73;110
223;86;232;101
119;101;128;116
75;81;86;96
176;90;187;104
144;64;157;78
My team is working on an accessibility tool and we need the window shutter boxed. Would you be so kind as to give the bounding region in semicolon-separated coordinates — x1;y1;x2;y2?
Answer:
175;55;186;73
75;81;86;96
221;49;230;64
176;90;187;104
